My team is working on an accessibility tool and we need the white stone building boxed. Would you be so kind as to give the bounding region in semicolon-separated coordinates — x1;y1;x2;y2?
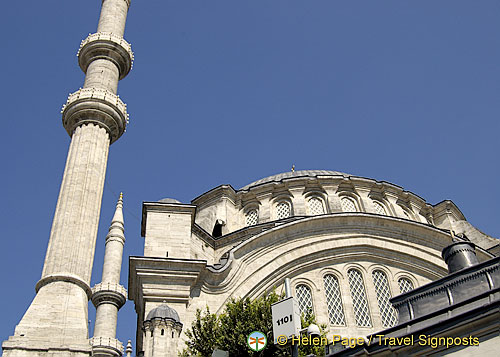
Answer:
129;169;499;356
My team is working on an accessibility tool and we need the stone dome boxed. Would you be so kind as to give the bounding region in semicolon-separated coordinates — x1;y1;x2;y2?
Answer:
240;170;350;190
145;304;181;323
158;197;181;204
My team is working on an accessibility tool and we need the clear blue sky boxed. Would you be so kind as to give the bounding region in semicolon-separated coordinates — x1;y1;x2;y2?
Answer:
1;0;499;352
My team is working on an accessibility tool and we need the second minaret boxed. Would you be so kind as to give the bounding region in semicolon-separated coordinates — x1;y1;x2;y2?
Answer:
91;193;128;357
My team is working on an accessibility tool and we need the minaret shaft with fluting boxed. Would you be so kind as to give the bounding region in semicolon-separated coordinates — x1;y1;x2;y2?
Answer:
42;124;110;281
3;0;132;356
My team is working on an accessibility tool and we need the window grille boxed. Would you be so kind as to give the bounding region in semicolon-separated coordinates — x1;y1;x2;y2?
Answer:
347;269;371;327
276;201;291;219
341;197;357;212
372;270;398;327
245;209;259;226
373;201;386;215
308;197;325;215
323;274;345;325
398;278;414;294
295;284;313;316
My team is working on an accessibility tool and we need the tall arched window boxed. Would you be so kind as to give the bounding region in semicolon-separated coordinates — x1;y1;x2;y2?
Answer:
347;269;371;327
373;201;386;215
276;201;291;219
341;197;357;212
245;209;259;226
295;284;313;316
323;274;345;325
308;197;325;215
372;270;398;327
398;277;414;294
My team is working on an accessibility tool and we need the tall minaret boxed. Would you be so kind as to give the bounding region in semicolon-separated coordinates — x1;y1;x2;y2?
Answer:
3;1;132;356
91;194;127;357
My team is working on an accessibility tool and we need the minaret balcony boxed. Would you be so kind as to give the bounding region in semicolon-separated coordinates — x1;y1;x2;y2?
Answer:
90;336;124;357
61;87;129;143
91;282;127;308
78;32;134;79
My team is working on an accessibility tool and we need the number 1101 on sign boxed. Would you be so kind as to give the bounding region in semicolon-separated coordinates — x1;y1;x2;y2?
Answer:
276;314;293;326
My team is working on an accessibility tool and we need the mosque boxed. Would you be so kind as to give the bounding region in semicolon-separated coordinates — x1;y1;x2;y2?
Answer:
2;1;499;356
130;169;499;356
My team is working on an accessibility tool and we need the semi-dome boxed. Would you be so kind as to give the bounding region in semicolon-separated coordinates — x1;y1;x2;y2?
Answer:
145;304;181;323
240;169;350;190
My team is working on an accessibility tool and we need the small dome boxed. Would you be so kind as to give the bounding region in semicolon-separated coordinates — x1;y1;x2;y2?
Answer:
145;304;181;323
158;197;181;204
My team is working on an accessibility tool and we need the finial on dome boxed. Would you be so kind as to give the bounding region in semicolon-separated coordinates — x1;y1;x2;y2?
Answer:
291;165;295;173
119;192;123;200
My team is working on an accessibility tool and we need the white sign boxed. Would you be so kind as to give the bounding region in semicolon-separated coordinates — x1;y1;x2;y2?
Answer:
271;296;301;344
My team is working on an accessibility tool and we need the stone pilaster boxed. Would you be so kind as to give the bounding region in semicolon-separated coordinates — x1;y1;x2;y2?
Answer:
2;0;132;355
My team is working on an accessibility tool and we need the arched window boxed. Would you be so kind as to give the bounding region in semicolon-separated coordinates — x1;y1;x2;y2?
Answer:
212;219;224;238
161;329;164;336
295;284;313;316
323;274;345;325
373;201;386;215
245;209;259;226
398;277;414;294
308;197;325;215
372;270;398;327
341;197;357;212
276;201;291;219
347;269;371;327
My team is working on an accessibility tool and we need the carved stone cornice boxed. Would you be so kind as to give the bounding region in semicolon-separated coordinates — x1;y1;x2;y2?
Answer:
36;273;93;299
129;257;205;305
91;282;127;308
61;88;129;143
78;32;134;79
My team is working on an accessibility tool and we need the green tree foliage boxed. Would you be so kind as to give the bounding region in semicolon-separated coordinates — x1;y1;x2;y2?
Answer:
181;291;326;357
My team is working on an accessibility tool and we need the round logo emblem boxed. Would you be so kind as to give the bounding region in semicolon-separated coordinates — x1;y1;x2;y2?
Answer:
247;331;267;352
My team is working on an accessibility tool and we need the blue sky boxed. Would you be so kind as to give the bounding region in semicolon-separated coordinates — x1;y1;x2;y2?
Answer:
1;0;499;352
